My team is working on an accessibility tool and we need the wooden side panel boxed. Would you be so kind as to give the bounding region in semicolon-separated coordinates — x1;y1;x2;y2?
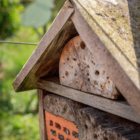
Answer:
38;89;47;140
13;1;76;92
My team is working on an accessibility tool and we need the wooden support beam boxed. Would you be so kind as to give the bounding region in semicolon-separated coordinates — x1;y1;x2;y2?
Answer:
38;89;47;140
37;79;140;124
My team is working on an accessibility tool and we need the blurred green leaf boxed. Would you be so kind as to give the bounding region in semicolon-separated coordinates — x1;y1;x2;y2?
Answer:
22;0;54;28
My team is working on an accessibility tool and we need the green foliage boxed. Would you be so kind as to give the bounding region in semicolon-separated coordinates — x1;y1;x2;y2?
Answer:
0;27;40;140
0;0;23;40
22;0;54;28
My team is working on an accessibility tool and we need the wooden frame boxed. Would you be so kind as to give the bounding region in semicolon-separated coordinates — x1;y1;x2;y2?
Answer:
13;0;140;121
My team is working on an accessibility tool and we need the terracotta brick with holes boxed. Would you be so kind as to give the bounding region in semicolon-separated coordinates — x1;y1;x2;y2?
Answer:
45;111;79;140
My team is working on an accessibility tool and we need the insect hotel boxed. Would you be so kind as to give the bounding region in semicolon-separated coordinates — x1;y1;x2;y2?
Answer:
13;0;140;140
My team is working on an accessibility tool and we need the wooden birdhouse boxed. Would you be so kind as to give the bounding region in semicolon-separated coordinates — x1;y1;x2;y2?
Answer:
13;0;140;140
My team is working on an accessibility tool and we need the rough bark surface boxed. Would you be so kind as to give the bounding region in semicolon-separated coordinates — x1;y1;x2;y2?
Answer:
43;94;85;122
59;36;120;99
77;107;140;140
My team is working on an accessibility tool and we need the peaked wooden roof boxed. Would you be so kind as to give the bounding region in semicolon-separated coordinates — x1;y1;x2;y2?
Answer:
13;0;140;116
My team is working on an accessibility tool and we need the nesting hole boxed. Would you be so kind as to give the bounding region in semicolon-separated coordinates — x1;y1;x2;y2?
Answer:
91;60;95;65
58;133;64;140
81;80;83;83
73;58;77;61
50;120;53;126
55;123;61;130
85;124;88;130
95;70;100;76
108;80;110;84
71;66;73;69
80;41;85;49
93;85;95;88
58;102;61;106
87;73;89;76
87;65;90;68
72;131;79;138
77;63;80;66
103;70;105;74
76;81;79;84
65;71;69;76
100;84;104;89
103;137;108;140
64;127;70;135
50;129;56;136
63;62;65;65
67;58;69;61
81;69;83;71
62;76;65;79
75;73;77;76
93;134;97;139
88;78;90;81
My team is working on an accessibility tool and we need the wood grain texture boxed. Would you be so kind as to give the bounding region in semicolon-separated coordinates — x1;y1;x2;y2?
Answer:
37;79;140;124
71;2;140;117
59;36;120;99
38;89;47;140
13;1;76;92
77;107;140;140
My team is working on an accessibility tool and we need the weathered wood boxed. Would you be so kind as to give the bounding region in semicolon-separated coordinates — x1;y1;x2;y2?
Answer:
38;89;47;140
71;1;140;117
77;107;140;140
59;35;120;99
37;79;140;124
43;94;85;122
13;1;76;92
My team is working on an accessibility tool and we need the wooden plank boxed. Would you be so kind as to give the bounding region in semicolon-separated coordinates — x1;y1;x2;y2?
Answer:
59;35;120;99
70;2;140;117
38;89;47;140
13;1;76;92
37;79;140;124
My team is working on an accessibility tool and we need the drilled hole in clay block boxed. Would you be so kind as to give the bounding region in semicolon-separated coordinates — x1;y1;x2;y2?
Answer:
87;65;90;68
75;73;77;76
100;84;104;89
55;123;61;130
85;124;88;130
72;131;79;138
83;57;85;61
50;129;56;136
76;81;78;84
65;71;69;76
50;120;53;126
103;70;105;74
88;78;90;81
95;70;100;76
62;76;65;79
73;58;76;61
87;73;89;76
80;41;85;49
64;127;70;135
58;133;64;140
67;58;69;61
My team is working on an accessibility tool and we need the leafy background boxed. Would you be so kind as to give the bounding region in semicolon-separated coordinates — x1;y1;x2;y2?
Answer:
0;0;65;139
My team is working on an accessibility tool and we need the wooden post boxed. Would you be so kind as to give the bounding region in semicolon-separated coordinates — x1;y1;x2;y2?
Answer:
38;89;47;140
